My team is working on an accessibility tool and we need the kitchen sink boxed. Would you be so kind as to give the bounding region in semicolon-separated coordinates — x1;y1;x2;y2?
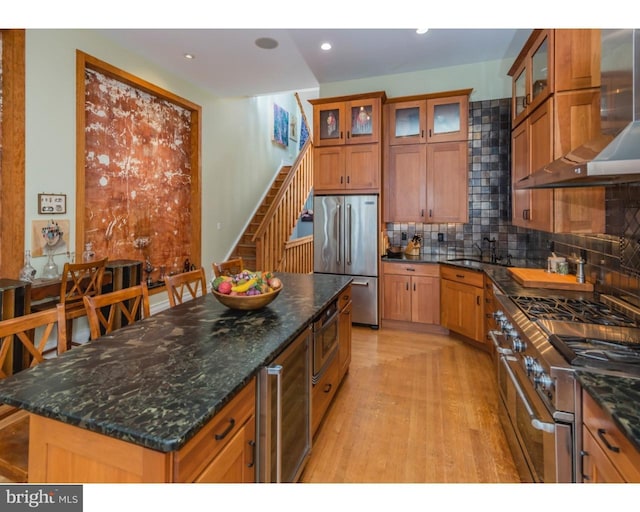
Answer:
446;258;513;268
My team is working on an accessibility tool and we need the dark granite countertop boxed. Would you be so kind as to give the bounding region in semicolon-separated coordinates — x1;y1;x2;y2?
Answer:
576;371;640;452
0;272;351;453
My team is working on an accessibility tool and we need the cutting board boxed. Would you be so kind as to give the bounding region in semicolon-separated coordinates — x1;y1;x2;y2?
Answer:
508;267;594;292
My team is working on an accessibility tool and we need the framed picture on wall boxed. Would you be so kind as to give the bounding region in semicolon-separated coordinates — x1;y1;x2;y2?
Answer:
272;103;289;147
38;193;67;214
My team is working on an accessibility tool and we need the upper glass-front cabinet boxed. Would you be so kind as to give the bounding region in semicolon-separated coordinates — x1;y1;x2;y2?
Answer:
312;96;381;147
510;30;554;127
427;95;469;143
387;95;469;146
387;100;427;145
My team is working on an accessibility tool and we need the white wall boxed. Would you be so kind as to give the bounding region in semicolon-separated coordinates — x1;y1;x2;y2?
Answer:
318;58;513;101
23;29;312;301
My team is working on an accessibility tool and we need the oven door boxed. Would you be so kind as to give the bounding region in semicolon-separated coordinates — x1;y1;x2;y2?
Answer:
497;354;560;483
312;301;339;380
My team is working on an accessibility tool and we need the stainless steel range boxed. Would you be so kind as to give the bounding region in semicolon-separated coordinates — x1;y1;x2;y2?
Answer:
491;288;640;483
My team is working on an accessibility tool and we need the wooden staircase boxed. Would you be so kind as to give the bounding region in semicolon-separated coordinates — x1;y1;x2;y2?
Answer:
228;138;314;273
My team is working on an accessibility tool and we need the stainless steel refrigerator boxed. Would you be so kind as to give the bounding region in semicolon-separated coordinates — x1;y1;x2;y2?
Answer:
313;195;379;327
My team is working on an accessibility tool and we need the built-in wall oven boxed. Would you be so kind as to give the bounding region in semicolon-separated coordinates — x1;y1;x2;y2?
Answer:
257;326;312;483
312;299;339;383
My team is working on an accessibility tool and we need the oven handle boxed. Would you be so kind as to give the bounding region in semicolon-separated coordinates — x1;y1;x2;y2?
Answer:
489;330;513;356
500;357;555;434
266;364;283;483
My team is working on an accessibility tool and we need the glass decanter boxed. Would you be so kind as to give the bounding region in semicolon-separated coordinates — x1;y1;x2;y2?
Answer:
42;251;59;279
19;249;37;282
82;242;96;263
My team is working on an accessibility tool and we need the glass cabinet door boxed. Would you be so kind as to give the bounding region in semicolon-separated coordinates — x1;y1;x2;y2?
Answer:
314;102;345;146
345;98;380;144
432;102;460;135
427;95;468;143
387;100;426;145
531;35;549;102
514;66;527;120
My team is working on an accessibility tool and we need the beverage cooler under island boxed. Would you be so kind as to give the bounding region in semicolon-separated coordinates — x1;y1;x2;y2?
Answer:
0;273;353;483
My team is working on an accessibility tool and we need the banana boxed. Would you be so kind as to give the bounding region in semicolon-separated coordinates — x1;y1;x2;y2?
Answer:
232;277;257;293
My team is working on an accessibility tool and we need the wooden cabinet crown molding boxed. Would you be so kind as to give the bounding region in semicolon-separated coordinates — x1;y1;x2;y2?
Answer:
383;88;473;105
308;90;387;105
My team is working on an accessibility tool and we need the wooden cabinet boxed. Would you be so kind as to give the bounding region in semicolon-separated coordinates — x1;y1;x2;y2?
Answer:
510;29;554;128
581;389;640;483
338;286;352;382
385;144;426;222
510;29;605;234
314;143;380;193
440;265;485;346
387;93;468;145
384;90;469;223
28;378;257;483
174;379;256;483
310;92;384;194
312;348;340;437
511;98;554;231
426;141;468;223
381;261;440;327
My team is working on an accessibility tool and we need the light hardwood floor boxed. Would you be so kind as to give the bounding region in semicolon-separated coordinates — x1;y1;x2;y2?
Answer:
0;326;521;485
301;325;522;483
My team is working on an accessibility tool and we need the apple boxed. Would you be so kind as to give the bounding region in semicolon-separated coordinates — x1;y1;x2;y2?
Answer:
268;277;282;290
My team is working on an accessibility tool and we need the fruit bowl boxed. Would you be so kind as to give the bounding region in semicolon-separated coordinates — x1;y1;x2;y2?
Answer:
212;286;282;310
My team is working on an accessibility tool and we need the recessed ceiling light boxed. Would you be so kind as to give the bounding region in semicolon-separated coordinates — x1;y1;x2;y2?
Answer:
321;42;332;51
255;37;279;50
416;29;429;35
184;53;195;60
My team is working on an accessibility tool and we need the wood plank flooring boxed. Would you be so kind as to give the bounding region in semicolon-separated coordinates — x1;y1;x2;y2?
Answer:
300;326;522;483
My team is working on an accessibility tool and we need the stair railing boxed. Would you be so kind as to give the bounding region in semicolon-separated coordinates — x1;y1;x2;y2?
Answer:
252;138;313;272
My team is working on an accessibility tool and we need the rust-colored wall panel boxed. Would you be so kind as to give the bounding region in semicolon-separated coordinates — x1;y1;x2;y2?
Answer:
84;68;193;275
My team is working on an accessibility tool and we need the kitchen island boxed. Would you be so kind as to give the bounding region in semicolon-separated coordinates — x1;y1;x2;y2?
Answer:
0;272;352;483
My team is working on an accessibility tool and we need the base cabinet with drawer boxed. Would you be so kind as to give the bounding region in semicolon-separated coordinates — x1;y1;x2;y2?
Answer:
381;261;442;331
440;265;485;346
581;390;640;483
28;379;257;483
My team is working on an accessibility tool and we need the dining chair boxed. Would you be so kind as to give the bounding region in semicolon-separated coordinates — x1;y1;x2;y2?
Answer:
0;305;66;482
57;257;108;351
212;257;244;278
164;267;208;307
82;282;151;342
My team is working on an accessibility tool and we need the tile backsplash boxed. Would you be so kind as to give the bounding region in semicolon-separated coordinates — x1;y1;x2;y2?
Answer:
384;97;640;305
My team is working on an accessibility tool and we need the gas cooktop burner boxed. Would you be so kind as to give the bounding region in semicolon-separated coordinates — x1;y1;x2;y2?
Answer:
549;334;640;377
510;296;638;327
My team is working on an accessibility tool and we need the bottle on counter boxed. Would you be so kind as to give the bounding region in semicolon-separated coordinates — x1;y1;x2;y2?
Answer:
19;249;37;282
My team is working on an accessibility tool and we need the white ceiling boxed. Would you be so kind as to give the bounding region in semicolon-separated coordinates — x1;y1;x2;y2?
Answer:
96;28;533;97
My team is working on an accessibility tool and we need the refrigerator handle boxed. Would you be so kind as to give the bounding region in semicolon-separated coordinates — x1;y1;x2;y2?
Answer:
336;203;341;265
346;203;352;265
267;364;283;483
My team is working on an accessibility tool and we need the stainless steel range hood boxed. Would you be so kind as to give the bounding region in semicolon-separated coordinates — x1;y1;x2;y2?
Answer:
517;29;640;189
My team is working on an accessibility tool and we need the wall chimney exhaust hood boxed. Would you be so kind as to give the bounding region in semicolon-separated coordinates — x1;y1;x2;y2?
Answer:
517;29;640;189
